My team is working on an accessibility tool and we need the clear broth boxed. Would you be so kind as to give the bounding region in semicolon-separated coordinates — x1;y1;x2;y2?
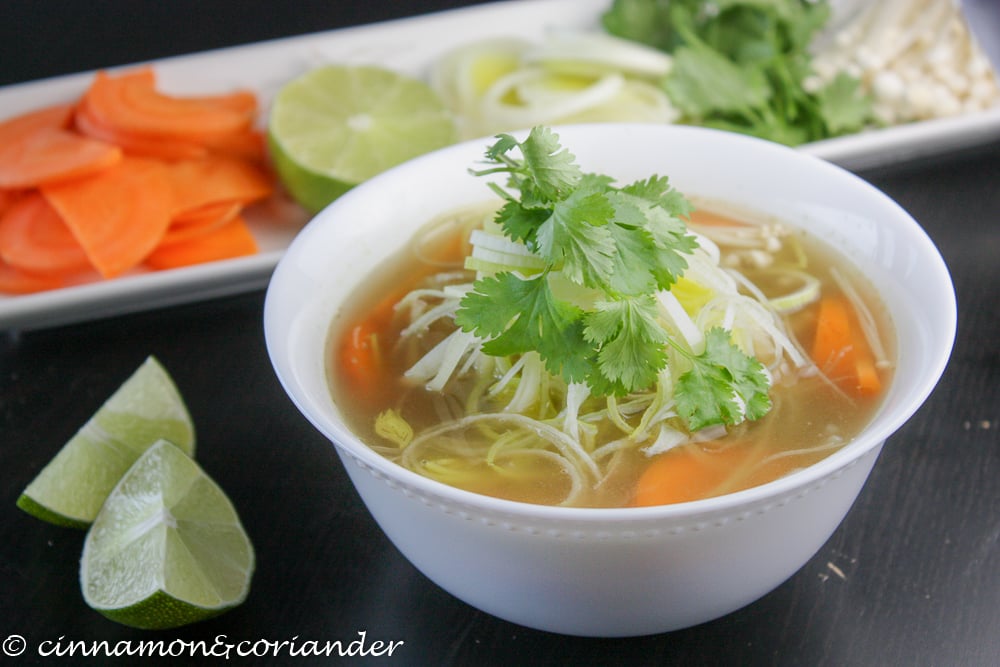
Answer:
327;204;895;508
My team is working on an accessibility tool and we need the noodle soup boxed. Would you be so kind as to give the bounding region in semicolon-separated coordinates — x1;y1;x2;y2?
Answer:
327;203;894;508
267;122;952;636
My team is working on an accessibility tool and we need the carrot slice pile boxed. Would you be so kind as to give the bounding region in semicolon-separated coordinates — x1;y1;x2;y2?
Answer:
0;66;280;295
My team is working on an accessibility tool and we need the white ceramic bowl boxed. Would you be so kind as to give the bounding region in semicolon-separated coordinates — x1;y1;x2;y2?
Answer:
264;124;955;637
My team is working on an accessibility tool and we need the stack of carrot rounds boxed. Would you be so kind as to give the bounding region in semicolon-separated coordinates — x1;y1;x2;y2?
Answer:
0;66;275;294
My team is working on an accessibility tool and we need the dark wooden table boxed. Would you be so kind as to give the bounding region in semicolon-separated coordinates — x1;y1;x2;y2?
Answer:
2;2;998;665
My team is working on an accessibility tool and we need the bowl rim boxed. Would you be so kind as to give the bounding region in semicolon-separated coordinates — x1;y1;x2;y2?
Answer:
264;122;957;525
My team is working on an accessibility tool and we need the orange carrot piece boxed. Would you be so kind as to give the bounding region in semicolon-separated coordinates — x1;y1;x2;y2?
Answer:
336;290;407;397
74;100;208;160
810;295;882;396
172;201;242;227
203;128;268;164
41;156;172;278
82;68;256;140
0;103;120;188
0;258;66;294
339;321;382;396
811;296;855;381
0;104;74;141
849;313;882;396
0;189;22;218
0;124;122;189
165;156;273;218
631;444;750;506
145;215;257;269
0;192;91;274
161;202;241;245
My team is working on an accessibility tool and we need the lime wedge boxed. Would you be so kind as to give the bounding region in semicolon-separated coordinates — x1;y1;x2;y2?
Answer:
81;439;254;629
267;64;458;212
17;356;195;528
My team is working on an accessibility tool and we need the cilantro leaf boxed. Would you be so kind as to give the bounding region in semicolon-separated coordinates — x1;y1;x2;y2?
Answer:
496;200;550;246
645;205;697;288
585;296;668;393
518;127;582;201
621;175;693;219
537;188;616;288
664;44;771;117
605;213;660;296
674;328;772;431
455;272;591;383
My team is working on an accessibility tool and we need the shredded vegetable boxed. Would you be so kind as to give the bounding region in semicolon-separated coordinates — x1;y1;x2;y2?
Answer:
429;33;679;138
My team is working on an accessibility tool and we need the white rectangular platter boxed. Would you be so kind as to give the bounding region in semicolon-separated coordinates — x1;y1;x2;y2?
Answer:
1;0;997;331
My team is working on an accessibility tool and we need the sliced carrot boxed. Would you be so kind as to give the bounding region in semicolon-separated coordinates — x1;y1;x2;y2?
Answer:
165;156;273;218
172;201;242;227
82;68;256;141
339;321;382;396
631;443;752;506
811;296;854;381
0;104;74;141
336;289;409;397
75;100;208;160
145;215;257;269
161;202;241;245
0;68;275;295
0;103;120;188
848;314;882;396
204;128;268;164
0;192;91;274
0;124;122;189
0;258;66;294
810;295;881;396
41;156;173;278
0;189;23;218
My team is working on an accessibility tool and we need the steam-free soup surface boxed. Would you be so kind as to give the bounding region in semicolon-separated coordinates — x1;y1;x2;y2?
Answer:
328;204;893;508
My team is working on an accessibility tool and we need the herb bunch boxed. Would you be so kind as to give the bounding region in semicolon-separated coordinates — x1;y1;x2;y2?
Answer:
602;0;874;145
455;127;771;430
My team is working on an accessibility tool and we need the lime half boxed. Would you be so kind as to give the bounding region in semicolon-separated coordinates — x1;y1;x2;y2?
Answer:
17;356;195;528
268;64;458;212
81;439;254;629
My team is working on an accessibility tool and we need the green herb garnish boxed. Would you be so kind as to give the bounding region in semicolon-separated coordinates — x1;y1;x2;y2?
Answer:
602;0;875;145
455;126;772;430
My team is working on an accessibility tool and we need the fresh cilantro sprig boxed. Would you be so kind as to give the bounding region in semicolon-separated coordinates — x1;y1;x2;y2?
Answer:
672;328;772;431
454;127;773;431
602;0;875;145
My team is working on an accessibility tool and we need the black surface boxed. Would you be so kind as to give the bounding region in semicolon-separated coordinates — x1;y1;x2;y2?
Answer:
2;2;999;665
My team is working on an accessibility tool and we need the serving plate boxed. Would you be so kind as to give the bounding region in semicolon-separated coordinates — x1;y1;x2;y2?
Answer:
1;0;996;331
